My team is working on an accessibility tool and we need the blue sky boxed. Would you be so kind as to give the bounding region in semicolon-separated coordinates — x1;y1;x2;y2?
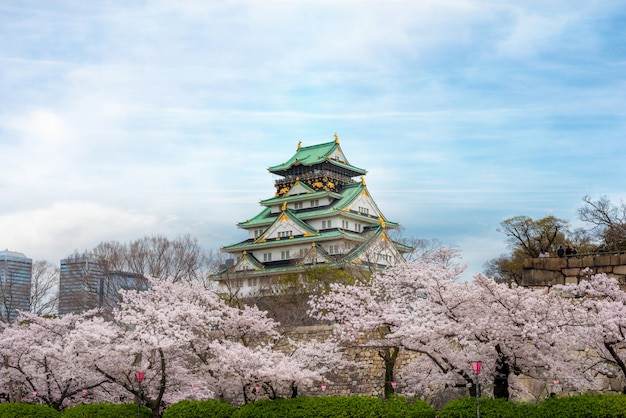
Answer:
1;1;625;279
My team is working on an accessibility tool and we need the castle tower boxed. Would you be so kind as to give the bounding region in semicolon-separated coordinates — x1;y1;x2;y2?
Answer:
216;136;411;296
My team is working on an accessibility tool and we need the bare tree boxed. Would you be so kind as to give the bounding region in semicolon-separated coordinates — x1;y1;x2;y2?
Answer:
483;254;523;285
92;235;212;283
56;235;215;316
485;215;570;284
30;260;59;315
387;226;444;263
578;195;626;251
498;215;569;258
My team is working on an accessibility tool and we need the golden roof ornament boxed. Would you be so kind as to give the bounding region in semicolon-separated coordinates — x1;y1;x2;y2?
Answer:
297;140;302;149
378;215;386;229
361;176;366;185
334;133;339;143
282;201;287;211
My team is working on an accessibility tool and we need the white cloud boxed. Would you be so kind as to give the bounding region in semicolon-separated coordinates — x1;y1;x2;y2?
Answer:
0;201;157;262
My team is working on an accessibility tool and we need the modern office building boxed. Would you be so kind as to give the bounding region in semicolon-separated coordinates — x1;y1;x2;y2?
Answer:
59;253;105;315
215;136;411;296
59;253;148;315
0;250;33;322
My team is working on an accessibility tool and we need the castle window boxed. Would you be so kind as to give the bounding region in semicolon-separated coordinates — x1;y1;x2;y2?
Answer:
294;202;303;209
358;206;369;215
263;253;272;262
281;250;290;260
310;199;319;207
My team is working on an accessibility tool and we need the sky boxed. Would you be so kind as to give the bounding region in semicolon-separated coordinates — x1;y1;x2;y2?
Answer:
1;1;625;280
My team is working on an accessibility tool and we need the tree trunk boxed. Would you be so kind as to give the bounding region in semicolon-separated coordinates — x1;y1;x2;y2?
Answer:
493;344;510;400
603;342;626;394
379;346;399;399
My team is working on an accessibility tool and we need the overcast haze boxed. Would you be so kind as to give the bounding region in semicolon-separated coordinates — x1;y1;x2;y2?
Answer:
1;1;625;279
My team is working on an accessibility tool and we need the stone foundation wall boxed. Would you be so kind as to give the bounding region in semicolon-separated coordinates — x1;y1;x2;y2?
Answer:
272;326;548;408
264;324;609;407
521;253;626;287
276;325;417;398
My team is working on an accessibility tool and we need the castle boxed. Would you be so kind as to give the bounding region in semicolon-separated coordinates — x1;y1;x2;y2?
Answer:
215;136;411;296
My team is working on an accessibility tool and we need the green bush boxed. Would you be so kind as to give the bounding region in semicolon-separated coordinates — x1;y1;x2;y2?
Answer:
162;399;237;418
533;394;626;418
233;396;436;418
0;403;62;417
439;394;626;418
62;402;151;418
438;397;532;418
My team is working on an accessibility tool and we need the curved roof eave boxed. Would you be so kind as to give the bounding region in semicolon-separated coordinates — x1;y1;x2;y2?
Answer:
267;141;366;175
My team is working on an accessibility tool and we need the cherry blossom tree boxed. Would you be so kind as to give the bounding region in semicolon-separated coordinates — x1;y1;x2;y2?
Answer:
90;278;248;417
94;277;350;413
0;311;112;409
285;338;355;397
210;338;355;402
450;275;588;399
556;272;626;393
310;246;594;401
309;247;467;399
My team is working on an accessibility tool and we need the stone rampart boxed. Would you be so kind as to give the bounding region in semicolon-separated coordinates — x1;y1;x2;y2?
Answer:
521;252;626;287
274;325;418;398
273;326;546;406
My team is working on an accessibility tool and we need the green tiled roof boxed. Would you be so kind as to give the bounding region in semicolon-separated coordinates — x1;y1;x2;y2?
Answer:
216;225;407;278
213;260;374;279
260;189;343;206
222;229;356;252
237;207;272;227
268;140;366;175
236;182;399;230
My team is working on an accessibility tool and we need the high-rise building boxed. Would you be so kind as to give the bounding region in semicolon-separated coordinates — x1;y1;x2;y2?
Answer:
59;253;105;315
0;250;32;322
59;253;148;315
215;137;411;296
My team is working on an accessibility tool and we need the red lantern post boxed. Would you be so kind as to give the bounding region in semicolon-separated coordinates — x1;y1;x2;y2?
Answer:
470;361;482;418
135;371;145;418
